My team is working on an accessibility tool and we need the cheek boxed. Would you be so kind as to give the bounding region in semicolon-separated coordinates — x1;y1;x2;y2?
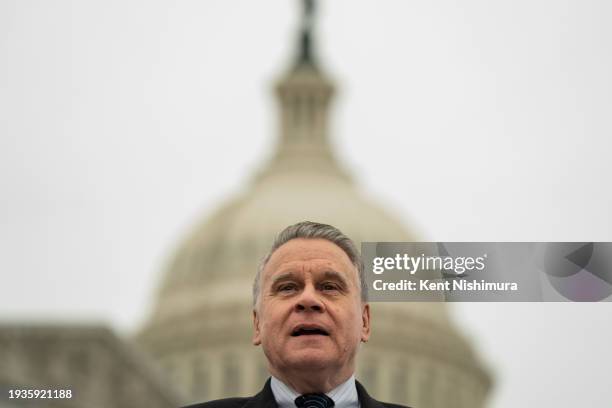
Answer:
346;308;365;336
332;306;362;335
260;306;285;331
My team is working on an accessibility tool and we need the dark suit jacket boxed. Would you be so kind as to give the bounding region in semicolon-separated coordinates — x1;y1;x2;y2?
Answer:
182;378;409;408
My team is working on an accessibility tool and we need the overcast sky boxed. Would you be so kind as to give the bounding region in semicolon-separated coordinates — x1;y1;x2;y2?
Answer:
1;1;611;408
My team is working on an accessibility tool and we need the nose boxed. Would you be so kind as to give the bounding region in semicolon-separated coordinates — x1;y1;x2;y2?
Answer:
294;284;325;313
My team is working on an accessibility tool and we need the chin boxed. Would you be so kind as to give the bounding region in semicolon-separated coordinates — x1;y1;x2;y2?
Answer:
285;350;336;370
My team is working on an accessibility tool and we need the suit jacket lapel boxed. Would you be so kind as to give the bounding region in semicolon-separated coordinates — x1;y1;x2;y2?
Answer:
243;378;278;408
246;378;386;408
355;381;385;408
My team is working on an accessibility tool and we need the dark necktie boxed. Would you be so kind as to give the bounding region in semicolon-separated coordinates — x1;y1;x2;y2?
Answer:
294;393;335;408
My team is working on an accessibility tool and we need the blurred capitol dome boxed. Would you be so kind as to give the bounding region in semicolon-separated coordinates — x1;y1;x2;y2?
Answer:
137;2;491;407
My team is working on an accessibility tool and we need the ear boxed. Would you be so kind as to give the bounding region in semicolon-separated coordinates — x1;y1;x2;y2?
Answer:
252;309;262;346
360;303;371;342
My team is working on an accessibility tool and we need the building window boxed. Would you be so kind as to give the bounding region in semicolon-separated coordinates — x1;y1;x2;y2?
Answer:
392;362;407;403
222;355;240;395
192;356;209;399
258;361;269;386
358;361;377;394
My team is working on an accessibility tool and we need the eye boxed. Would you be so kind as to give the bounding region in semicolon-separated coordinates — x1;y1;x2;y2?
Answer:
278;283;298;293
321;282;340;291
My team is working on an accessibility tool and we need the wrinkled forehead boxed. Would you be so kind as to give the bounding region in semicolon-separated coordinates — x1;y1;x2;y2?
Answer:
263;238;357;283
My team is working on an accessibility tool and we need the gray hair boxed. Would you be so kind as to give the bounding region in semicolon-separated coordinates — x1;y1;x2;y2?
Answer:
253;221;366;308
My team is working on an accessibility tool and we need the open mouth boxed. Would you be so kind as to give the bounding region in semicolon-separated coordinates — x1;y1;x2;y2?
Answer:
291;326;330;337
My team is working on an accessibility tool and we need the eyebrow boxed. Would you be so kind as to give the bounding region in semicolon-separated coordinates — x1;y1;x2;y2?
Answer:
320;270;349;287
269;270;350;287
270;272;297;286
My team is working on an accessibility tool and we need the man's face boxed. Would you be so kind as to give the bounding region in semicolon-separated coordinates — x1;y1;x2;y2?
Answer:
253;238;370;376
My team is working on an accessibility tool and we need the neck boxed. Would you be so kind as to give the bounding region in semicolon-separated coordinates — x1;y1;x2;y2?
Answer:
270;366;354;394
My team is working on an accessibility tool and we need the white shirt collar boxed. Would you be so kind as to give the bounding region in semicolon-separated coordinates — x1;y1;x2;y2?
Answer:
270;375;359;408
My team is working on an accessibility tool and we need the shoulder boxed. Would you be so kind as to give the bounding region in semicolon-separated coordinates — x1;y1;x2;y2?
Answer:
355;381;410;408
377;402;409;408
181;396;251;408
184;378;274;408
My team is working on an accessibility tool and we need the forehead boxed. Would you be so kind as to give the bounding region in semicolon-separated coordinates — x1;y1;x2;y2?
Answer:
263;238;357;280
